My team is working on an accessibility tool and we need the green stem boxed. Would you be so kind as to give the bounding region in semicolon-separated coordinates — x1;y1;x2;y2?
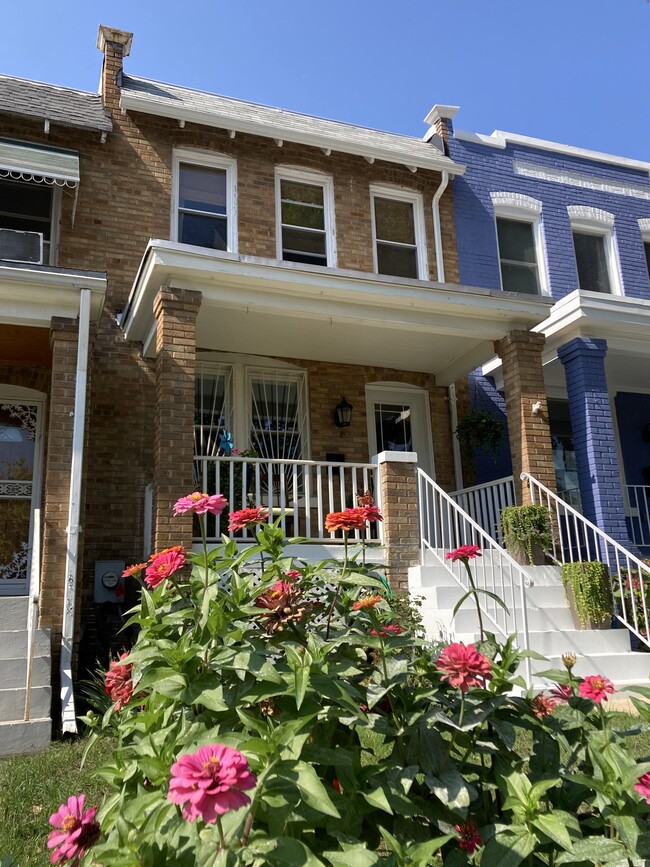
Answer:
458;691;466;730
200;513;210;592
462;559;485;642
216;815;226;849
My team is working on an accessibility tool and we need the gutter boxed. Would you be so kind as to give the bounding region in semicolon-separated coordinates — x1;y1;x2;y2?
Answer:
60;287;91;734
431;170;450;282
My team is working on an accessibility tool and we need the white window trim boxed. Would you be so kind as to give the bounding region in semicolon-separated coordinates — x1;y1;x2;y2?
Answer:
567;205;622;296
171;148;238;253
490;192;549;296
639;218;650;241
370;184;428;280
275;166;337;267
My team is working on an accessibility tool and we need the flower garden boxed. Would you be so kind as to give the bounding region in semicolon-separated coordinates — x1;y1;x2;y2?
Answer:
38;493;650;865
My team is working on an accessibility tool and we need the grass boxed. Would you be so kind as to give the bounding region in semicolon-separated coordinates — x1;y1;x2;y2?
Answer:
0;735;113;867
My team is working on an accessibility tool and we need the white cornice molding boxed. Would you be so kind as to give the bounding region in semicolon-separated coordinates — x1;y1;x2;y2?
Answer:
567;205;615;228
491;191;542;214
515;161;650;201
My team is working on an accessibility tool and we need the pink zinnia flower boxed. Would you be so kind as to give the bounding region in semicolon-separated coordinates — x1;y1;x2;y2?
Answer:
455;818;483;854
446;545;482;563
173;492;228;516
436;643;492;692
285;569;301;579
122;562;147;579
579;675;615;703
228;506;269;532
370;623;403;637
105;653;133;711
635;772;650;803
353;595;383;611
531;694;558;719
48;794;100;865
145;549;186;588
359;505;383;523
550;683;573;703
168;744;257;823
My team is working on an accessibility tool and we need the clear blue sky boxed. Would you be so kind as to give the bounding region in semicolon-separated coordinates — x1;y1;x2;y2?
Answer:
2;1;648;160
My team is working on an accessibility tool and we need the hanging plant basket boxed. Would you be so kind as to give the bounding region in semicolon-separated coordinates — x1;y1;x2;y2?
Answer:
562;561;613;630
501;505;553;566
454;410;504;462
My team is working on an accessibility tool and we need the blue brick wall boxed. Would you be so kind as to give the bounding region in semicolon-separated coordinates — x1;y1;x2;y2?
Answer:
467;371;512;484
448;133;650;301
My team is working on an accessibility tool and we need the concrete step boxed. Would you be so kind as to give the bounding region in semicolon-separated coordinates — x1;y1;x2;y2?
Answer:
0;629;50;660
0;686;51;722
0;654;50;690
532;652;650;686
448;605;574;634
0;597;29;629
0;718;50;756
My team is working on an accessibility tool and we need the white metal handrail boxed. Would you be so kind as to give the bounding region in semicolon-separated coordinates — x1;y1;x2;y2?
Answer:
450;476;515;542
194;456;381;544
626;485;650;549
523;472;650;649
418;468;531;682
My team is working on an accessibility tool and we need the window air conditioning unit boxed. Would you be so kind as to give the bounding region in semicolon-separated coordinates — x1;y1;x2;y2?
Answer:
0;229;43;265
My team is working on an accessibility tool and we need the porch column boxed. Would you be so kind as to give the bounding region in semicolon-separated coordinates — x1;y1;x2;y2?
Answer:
495;330;555;504
153;287;202;551
40;319;78;642
557;337;630;546
375;451;420;594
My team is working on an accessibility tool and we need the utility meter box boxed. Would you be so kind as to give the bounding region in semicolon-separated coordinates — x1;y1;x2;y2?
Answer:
94;560;126;604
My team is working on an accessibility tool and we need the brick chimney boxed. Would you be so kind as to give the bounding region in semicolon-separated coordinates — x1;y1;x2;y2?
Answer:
423;105;460;153
97;25;133;111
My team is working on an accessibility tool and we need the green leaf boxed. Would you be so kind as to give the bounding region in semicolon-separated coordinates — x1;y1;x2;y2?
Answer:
377;826;404;859
481;829;536;867
531;813;574;852
361;786;393;814
425;766;473;811
323;846;380;867
275;760;340;818
252;837;324;866
555;837;628;864
408;835;456;863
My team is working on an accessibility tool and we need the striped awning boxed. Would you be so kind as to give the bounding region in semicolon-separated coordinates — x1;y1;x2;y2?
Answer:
0;138;79;187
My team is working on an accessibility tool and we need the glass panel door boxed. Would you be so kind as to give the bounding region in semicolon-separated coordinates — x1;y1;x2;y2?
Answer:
366;385;435;478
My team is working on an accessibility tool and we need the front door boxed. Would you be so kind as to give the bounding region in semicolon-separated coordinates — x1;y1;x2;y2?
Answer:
365;385;435;478
0;395;44;595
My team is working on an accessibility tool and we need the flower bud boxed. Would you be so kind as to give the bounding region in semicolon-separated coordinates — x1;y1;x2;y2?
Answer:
562;652;577;671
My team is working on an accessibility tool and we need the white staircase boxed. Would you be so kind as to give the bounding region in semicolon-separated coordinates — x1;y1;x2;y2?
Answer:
0;597;51;754
410;552;650;689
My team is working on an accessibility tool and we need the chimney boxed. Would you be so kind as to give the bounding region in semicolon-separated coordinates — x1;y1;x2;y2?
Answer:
97;25;133;110
423;105;460;153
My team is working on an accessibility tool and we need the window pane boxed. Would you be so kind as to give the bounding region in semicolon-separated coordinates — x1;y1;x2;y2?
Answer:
281;180;324;205
645;242;650;281
374;198;415;245
250;377;302;460
179;164;227;215
376;242;418;279
496;219;537;264
500;262;539;295
573;232;611;293
281;200;324;231
178;212;227;250
282;226;326;257
0;179;52;220
374;403;413;453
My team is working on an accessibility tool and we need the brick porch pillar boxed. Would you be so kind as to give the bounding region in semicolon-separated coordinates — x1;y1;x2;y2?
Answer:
374;452;420;594
495;330;555;505
153;288;202;551
557;337;630;546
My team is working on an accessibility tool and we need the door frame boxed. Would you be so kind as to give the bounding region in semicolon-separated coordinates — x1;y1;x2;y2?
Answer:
365;383;435;479
0;385;46;596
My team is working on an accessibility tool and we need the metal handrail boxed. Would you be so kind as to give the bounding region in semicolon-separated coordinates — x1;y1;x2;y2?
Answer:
418;468;531;684
522;472;650;649
450;475;515;542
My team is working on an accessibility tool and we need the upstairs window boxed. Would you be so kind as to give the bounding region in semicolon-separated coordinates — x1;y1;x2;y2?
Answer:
496;218;540;295
568;205;620;295
0;179;59;265
371;186;427;280
276;167;336;267
172;150;237;252
645;241;650;282
572;231;611;294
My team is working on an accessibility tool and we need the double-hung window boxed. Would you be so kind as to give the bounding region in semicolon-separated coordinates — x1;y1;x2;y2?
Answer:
491;192;547;295
276;167;335;267
568;206;620;295
0;178;60;265
371;185;427;280
172;149;237;252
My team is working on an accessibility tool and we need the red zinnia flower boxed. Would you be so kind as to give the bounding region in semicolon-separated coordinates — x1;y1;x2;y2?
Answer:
228;506;269;532
173;492;228;516
455;819;483;854
635;772;650;803
325;508;368;534
531;694;558;719
579;675;615;703
104;653;133;711
332;778;342;794
359;505;383;523
370;623;403;637
550;683;573;703
122;562;147;578
168;744;257;823
436;642;492;692
144;549;186;588
48;794;100;865
446;545;482;563
352;595;383;611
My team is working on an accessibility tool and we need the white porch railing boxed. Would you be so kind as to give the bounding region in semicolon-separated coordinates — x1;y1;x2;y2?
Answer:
450;476;515;543
194;456;381;544
625;485;650;549
523;472;650;649
418;469;531;682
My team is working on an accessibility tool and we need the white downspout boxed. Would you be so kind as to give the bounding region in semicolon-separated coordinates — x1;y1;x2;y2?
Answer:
60;287;91;734
431;169;449;283
448;383;464;491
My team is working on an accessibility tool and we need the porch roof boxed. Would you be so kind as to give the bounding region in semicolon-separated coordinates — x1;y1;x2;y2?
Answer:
0;262;106;328
122;240;553;385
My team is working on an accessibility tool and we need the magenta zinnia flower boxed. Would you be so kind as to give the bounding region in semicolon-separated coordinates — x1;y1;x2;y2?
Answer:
446;544;482;563
455;818;483;854
550;682;573;703
174;492;228;516
370;623;402;637
531;694;558;719
436;642;492;692
168;744;257;823
285;569;301;579
635;772;650;803
48;794;100;865
359;505;383;523
104;653;133;710
579;675;615;703
228;506;269;531
145;549;186;588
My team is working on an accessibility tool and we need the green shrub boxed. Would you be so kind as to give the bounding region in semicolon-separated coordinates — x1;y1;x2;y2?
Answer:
562;560;613;628
501;504;553;564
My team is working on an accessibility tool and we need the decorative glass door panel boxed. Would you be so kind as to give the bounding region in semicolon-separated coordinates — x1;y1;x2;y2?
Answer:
0;401;40;592
366;385;435;479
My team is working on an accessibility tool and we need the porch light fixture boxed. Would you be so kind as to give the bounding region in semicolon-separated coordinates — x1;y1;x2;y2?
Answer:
334;397;353;428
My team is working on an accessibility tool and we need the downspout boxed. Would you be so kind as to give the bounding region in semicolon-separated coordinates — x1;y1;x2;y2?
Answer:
60;287;91;734
431;169;449;283
448;383;464;490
